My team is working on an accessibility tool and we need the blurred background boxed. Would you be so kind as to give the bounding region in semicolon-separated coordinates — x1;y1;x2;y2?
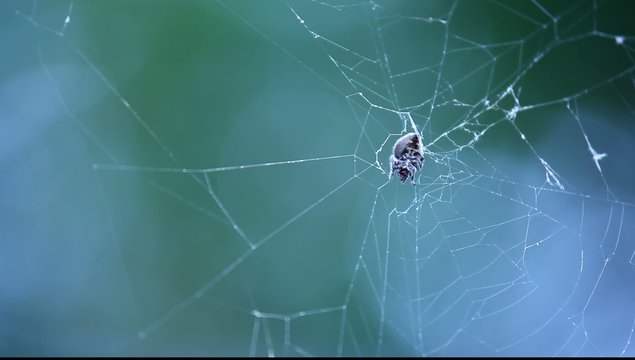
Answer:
2;0;635;356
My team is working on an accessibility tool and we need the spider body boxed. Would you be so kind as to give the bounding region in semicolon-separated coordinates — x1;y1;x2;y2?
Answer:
389;132;424;185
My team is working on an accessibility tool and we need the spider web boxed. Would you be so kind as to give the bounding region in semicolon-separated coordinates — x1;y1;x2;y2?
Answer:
5;0;635;356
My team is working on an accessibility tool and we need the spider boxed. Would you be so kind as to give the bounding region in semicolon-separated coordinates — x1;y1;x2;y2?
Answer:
389;132;424;185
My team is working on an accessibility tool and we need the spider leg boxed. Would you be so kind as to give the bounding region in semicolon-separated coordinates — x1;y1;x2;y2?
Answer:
409;155;423;171
388;157;395;181
407;156;420;185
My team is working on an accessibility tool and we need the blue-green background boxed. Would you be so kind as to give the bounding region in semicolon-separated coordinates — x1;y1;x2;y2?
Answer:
3;0;635;356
